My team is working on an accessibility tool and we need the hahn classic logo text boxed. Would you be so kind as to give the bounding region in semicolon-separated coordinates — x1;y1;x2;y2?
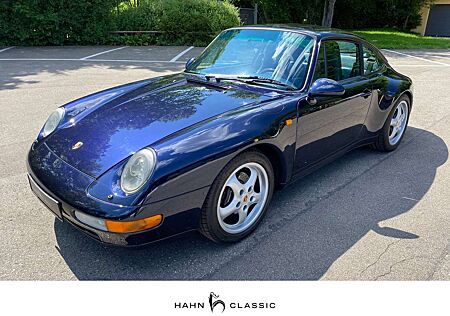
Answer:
174;292;276;313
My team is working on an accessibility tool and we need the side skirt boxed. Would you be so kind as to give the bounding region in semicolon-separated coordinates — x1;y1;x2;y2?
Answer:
287;137;377;185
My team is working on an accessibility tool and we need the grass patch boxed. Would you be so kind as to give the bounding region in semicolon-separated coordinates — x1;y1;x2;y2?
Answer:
350;29;450;49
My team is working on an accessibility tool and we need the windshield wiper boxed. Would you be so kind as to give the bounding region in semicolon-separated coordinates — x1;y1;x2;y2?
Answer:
204;75;295;91
238;76;296;90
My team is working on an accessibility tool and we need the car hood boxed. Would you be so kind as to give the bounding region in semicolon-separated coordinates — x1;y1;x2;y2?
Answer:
45;74;284;178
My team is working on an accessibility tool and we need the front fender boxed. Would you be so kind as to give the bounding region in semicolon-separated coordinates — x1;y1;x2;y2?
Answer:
142;97;299;209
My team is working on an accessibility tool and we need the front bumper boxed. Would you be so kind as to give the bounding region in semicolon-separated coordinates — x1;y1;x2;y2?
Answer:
27;142;204;246
28;172;202;246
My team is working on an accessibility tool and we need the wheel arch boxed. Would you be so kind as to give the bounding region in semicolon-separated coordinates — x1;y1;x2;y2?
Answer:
243;143;290;189
401;90;413;107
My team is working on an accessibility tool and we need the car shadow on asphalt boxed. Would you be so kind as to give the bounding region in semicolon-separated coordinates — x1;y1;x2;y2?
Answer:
54;127;448;280
0;60;180;91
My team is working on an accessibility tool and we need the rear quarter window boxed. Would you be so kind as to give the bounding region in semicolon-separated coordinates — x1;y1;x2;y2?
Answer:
363;45;384;74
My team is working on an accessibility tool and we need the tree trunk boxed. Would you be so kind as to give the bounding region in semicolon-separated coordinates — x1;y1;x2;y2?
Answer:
403;14;410;30
322;0;337;27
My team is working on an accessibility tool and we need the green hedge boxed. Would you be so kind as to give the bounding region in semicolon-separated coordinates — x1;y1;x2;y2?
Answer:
0;0;240;46
232;0;429;31
0;0;116;46
333;0;428;30
113;0;241;46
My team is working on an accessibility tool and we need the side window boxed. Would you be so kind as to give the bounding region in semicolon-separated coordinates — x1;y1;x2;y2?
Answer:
313;40;361;82
363;45;383;74
335;41;360;80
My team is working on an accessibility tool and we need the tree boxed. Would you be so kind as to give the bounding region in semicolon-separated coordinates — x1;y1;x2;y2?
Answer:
322;0;337;27
399;0;435;30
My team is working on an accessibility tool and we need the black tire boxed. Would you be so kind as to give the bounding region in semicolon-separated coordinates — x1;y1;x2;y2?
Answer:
372;94;411;152
199;150;274;243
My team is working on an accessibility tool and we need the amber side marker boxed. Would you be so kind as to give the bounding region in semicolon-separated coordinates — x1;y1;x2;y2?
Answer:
105;214;163;233
285;119;293;126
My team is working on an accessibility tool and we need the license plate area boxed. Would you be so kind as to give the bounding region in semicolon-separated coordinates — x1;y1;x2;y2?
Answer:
28;175;62;221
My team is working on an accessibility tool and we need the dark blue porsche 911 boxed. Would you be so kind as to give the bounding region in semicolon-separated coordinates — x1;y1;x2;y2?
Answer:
27;25;413;246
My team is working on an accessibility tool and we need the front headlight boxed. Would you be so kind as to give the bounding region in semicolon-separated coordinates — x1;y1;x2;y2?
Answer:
120;148;156;194
42;108;65;137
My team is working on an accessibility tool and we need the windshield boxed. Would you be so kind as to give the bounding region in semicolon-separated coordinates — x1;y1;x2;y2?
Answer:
186;28;315;90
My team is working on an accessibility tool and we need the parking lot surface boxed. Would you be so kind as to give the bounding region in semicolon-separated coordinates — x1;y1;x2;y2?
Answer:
0;45;449;280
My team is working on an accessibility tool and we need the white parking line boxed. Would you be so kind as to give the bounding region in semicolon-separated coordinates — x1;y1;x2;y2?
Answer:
0;58;184;64
169;46;195;62
390;64;443;67
383;49;450;67
0;46;15;53
79;46;128;60
92;58;184;64
0;58;434;68
402;196;419;202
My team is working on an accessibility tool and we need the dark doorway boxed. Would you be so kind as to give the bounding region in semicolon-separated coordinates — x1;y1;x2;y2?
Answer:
425;5;450;37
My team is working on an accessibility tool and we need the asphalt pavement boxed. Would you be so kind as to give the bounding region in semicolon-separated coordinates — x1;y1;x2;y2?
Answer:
0;45;449;280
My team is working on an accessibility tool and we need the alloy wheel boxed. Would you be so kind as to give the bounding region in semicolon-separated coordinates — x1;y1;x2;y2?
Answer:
216;162;269;234
389;100;409;145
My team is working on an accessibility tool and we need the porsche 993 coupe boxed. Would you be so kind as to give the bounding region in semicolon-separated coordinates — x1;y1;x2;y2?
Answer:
27;26;413;246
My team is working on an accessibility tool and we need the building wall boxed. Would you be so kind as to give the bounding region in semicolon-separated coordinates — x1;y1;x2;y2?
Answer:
412;0;450;35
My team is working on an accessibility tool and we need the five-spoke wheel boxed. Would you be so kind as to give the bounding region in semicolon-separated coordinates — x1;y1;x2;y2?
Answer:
217;162;269;234
200;151;274;243
373;95;411;152
389;100;409;146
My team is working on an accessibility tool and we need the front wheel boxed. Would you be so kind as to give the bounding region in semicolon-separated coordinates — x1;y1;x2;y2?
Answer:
373;95;410;152
199;150;274;243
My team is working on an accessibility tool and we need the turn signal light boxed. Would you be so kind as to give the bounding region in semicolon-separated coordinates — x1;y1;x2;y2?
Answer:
105;214;163;233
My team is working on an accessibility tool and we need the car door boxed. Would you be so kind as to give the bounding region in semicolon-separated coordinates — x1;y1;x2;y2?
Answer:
294;39;373;172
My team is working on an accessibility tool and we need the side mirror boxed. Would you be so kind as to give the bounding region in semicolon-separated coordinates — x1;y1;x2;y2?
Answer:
185;57;196;70
307;78;345;104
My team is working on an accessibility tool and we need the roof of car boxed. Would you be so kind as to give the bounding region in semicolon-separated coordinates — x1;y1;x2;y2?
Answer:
233;24;361;40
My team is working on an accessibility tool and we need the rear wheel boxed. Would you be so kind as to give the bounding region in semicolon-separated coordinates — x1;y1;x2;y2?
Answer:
373;95;410;152
199;151;274;243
